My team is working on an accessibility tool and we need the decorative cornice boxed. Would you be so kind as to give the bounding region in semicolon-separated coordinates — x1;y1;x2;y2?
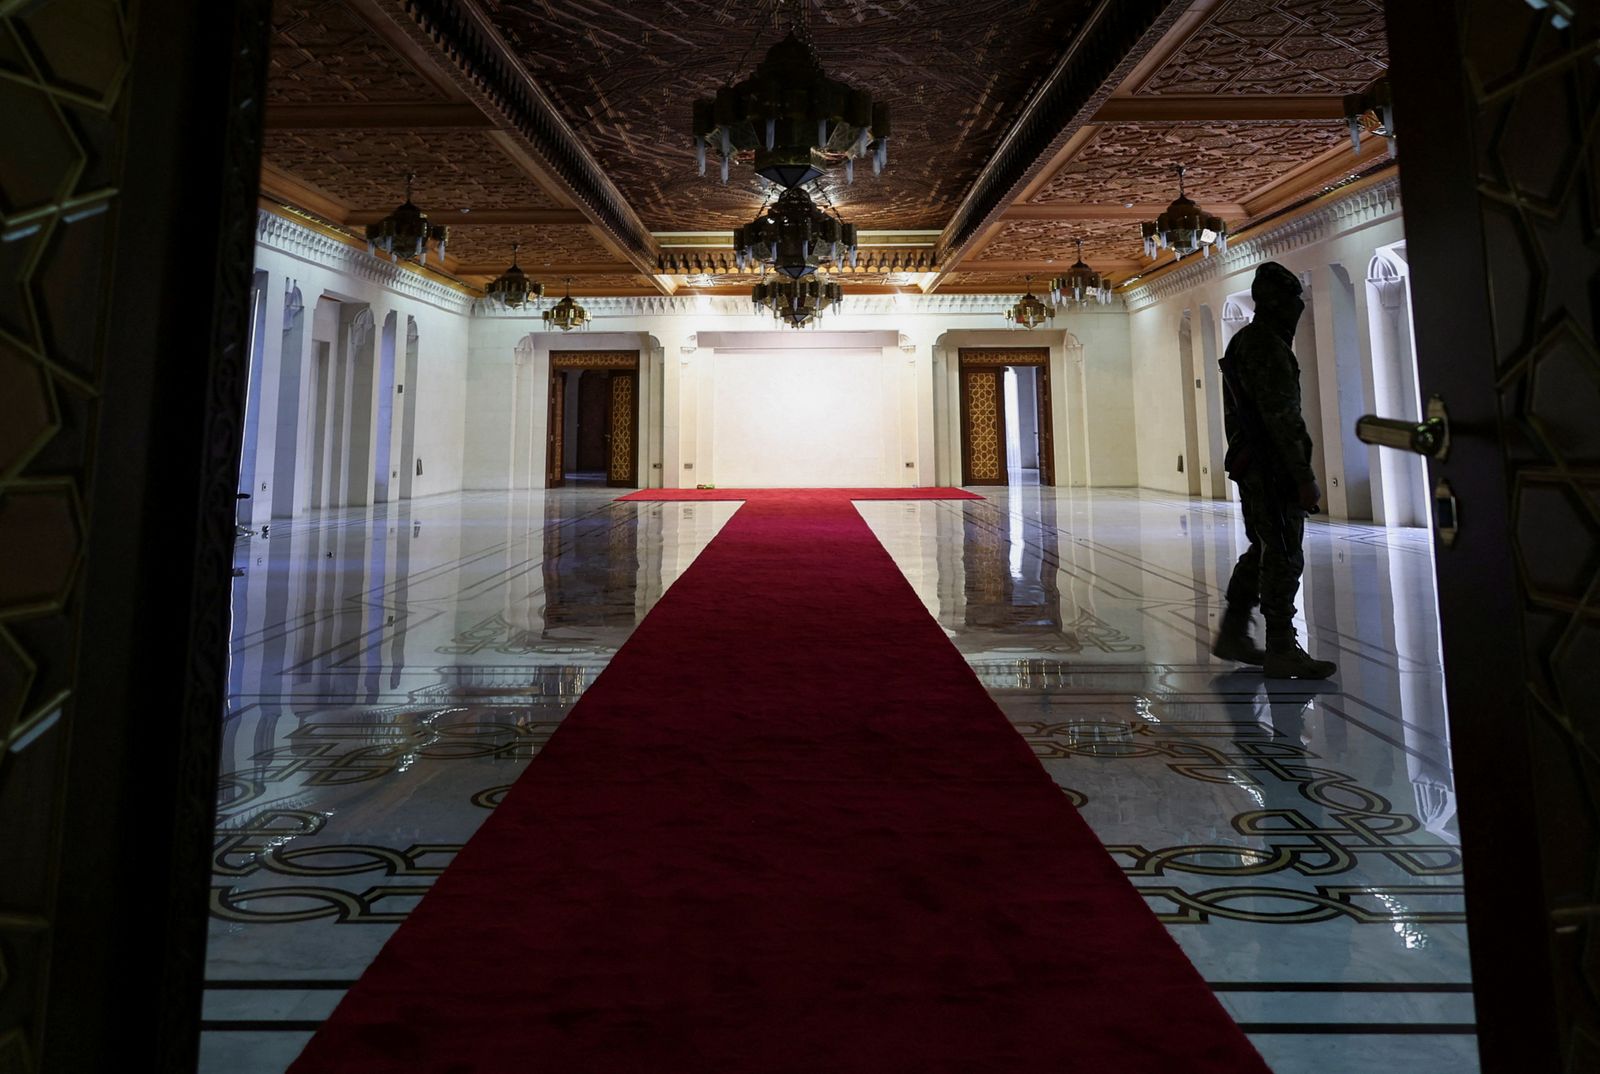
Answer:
1120;173;1403;312
937;0;1188;268
255;209;474;314
472;292;1125;319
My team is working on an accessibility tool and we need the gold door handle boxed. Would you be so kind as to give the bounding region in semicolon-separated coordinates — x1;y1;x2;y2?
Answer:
1355;395;1450;460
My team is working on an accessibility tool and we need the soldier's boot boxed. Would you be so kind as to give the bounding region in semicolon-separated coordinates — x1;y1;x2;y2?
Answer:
1264;626;1336;680
1211;607;1266;665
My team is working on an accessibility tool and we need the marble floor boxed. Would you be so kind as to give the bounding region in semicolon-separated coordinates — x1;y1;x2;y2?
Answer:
203;486;1473;1074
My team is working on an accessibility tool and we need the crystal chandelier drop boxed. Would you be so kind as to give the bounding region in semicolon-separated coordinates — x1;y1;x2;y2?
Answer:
1050;240;1113;308
481;243;544;311
1141;164;1228;260
751;273;842;328
733;185;859;278
543;277;590;332
366;172;448;264
1006;277;1055;330
691;10;889;188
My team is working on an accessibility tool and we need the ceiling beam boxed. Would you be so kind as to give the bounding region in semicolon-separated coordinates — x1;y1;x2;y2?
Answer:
1090;94;1349;123
265;103;497;130
999;201;1248;221
259;161;350;224
953;259;1145;274
344;207;591;226
453;261;639;276
932;0;1191;286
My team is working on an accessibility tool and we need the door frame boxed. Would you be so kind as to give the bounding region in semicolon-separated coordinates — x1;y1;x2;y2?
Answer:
546;351;640;489
958;348;1055;486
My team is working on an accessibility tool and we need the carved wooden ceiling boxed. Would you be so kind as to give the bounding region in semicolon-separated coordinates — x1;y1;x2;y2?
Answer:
257;0;1394;297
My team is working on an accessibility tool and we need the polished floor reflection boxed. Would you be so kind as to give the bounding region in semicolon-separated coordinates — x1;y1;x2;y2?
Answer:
203;487;1472;1074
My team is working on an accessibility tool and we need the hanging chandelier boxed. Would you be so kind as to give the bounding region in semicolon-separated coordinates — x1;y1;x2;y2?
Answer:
733;185;859;278
1006;277;1055;330
751;274;842;328
1141;164;1228;261
480;243;543;311
1050;239;1113;308
691;11;889;188
543;277;590;332
366;172;448;264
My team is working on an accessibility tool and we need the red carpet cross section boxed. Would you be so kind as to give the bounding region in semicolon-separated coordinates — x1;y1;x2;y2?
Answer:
289;488;1269;1073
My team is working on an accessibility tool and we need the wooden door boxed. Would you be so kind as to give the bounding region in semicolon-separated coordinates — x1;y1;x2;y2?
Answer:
1035;362;1055;486
1387;1;1600;1067
545;366;565;488
605;368;639;488
960;365;1008;486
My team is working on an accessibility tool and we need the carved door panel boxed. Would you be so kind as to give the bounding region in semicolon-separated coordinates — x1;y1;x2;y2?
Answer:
1036;363;1055;487
1387;2;1600;1069
605;369;639;488
960;366;1007;486
546;368;565;488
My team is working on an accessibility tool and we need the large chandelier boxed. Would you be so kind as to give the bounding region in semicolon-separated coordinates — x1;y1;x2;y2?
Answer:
366;172;448;264
1343;80;1395;155
1006;277;1055;330
481;243;543;311
1050;239;1113;307
691;19;889;188
1141;164;1228;260
752;274;842;328
733;185;859;278
543;277;590;332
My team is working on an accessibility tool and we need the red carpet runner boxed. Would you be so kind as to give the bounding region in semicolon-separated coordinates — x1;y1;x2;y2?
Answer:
290;489;1268;1073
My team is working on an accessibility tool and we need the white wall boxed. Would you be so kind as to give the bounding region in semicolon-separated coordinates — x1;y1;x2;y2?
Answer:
1123;179;1411;521
248;211;472;519
711;348;897;487
467;303;1140;492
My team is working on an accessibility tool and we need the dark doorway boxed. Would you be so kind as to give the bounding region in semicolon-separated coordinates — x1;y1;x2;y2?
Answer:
959;348;1054;487
546;352;641;489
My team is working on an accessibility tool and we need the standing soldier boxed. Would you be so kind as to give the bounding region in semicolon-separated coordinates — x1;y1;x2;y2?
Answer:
1210;261;1337;680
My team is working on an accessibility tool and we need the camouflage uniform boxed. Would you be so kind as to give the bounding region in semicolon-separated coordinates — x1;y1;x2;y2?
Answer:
1219;262;1316;639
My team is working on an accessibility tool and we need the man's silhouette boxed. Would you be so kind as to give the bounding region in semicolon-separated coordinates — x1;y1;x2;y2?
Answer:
1211;261;1337;680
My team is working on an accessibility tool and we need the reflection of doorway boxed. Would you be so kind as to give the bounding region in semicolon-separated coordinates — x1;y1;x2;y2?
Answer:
545;351;639;489
958;349;1053;486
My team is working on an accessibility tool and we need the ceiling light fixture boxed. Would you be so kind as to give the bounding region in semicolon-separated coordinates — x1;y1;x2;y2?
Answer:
733;185;859;278
1343;80;1395;155
1141;164;1227;261
480;243;543;311
366;172;448;264
691;6;889;188
543;277;590;332
1050;239;1113;308
752;273;842;328
1006;276;1055;330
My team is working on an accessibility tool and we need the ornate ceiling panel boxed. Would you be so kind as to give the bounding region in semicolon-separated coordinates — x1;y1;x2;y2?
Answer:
972;218;1144;264
563;274;660;292
443;224;622;268
1031;122;1349;206
1137;0;1387;96
270;0;448;105
477;0;1098;231
262;129;562;212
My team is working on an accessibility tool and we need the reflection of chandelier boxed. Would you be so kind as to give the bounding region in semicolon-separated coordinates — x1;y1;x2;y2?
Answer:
366;172;448;264
733;185;858;277
543;277;589;332
1006;277;1055;330
1141;164;1227;260
752;274;842;328
481;243;543;310
1050;239;1112;307
691;21;889;188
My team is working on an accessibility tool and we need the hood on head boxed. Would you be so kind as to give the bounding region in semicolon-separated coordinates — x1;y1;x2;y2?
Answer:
1251;261;1305;338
